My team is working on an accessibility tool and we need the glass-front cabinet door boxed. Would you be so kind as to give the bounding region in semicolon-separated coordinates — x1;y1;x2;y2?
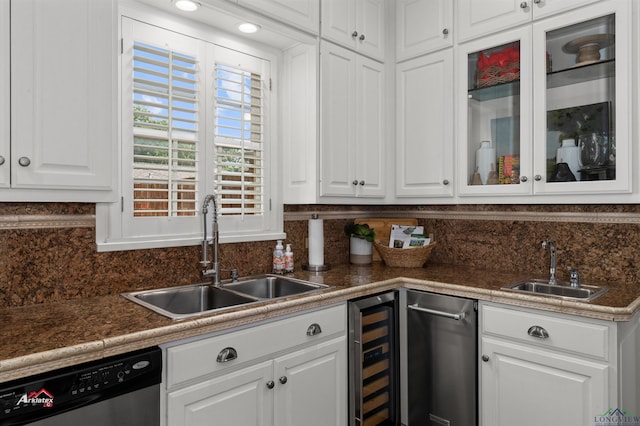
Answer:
457;27;532;196
533;0;631;195
457;0;631;198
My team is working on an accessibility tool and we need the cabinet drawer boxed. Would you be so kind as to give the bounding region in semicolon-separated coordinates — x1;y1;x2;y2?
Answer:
481;304;610;360
165;303;346;387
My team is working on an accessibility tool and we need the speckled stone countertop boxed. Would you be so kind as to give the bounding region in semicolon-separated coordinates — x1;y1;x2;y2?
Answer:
1;263;639;383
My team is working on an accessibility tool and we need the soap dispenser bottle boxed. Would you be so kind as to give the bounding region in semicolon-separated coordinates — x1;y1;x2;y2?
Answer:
273;240;285;274
284;244;294;273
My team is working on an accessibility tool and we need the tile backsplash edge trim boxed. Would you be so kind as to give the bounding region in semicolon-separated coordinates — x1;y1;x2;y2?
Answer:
284;210;640;224
0;215;95;230
0;211;638;230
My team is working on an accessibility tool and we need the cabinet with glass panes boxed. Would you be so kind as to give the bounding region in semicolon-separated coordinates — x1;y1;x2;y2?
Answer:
456;0;631;197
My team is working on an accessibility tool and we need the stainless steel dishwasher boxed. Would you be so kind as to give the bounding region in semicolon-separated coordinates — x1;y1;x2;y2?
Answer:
401;290;477;426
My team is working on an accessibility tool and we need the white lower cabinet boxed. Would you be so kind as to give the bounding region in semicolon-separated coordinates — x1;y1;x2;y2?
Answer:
162;304;347;426
479;301;640;426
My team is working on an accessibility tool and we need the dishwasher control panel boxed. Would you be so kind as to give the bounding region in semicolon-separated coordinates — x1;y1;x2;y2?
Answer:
0;346;161;424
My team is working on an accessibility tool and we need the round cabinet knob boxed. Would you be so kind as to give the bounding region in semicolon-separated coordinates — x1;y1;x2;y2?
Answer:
520;176;528;183
443;179;450;186
520;1;528;8
352;180;358;186
481;355;490;362
266;380;275;389
18;157;31;167
359;34;365;41
279;376;288;385
351;31;358;38
533;0;541;3
534;175;542;181
358;180;365;186
442;28;449;35
0;156;5;166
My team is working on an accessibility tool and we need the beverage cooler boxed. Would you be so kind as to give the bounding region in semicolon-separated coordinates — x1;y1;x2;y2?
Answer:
348;291;400;426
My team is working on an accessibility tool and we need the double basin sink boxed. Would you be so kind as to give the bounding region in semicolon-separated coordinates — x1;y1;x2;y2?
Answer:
123;275;331;320
502;279;608;302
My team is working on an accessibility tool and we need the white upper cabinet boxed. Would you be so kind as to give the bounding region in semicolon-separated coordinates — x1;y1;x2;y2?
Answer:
320;42;385;199
457;0;632;199
320;0;386;61
457;0;601;42
237;0;319;34
3;0;116;201
395;0;452;62
0;0;8;188
395;50;453;198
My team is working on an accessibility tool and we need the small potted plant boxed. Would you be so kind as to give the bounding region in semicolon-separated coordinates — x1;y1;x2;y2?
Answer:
344;222;376;265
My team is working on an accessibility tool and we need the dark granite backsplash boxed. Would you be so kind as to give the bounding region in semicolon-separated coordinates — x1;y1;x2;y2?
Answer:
1;203;639;307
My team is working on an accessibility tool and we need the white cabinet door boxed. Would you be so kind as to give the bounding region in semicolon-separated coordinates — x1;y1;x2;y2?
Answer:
273;337;347;426
395;50;453;198
457;0;530;42
0;0;9;188
167;361;273;426
480;336;609;426
321;0;385;61
237;0;319;34
355;54;385;198
320;42;357;197
395;0;452;61
320;42;385;199
457;0;599;42
9;0;115;194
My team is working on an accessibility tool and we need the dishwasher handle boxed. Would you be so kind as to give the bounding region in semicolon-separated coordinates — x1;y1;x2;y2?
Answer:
408;303;466;321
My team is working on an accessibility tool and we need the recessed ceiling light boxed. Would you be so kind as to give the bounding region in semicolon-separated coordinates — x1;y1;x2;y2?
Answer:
173;0;200;12
238;22;260;34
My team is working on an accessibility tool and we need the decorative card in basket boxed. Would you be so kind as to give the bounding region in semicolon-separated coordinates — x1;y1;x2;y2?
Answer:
477;42;520;88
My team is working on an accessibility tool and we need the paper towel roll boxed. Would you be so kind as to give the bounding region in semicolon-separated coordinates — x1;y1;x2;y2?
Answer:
308;218;324;266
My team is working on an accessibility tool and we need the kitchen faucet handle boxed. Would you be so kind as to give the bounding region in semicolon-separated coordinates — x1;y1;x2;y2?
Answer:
569;268;580;288
221;268;239;282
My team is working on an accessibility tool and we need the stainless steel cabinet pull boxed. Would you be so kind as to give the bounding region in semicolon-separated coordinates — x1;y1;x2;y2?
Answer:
358;180;365;186
533;0;541;3
18;157;31;167
352;31;358;38
216;347;238;363
408;304;466;320
0;156;4;166
520;175;528;182
534;174;542;181
527;325;549;339
443;179;449;185
279;376;288;384
442;28;449;35
481;355;490;362
306;323;322;336
352;180;359;186
359;34;365;41
266;380;275;389
520;1;528;8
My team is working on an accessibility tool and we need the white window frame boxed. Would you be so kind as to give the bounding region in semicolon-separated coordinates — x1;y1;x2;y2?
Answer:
96;8;283;252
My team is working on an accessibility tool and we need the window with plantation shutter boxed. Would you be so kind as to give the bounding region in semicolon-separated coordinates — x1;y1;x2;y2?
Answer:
132;42;199;217
214;64;264;217
96;16;283;252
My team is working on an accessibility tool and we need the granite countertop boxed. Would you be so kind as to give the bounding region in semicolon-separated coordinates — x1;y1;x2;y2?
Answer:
2;263;639;383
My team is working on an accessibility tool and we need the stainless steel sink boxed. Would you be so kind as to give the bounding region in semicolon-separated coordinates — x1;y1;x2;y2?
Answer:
122;275;331;320
502;279;608;302
222;275;331;299
122;283;261;320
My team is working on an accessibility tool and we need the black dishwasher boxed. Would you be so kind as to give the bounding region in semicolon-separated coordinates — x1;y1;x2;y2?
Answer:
0;346;161;426
402;290;477;426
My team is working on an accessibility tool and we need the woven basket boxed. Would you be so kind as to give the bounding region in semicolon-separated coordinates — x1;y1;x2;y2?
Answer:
374;240;436;268
477;62;520;88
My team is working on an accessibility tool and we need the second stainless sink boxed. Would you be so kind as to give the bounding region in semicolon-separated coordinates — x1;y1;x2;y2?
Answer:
223;275;330;299
502;279;608;302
